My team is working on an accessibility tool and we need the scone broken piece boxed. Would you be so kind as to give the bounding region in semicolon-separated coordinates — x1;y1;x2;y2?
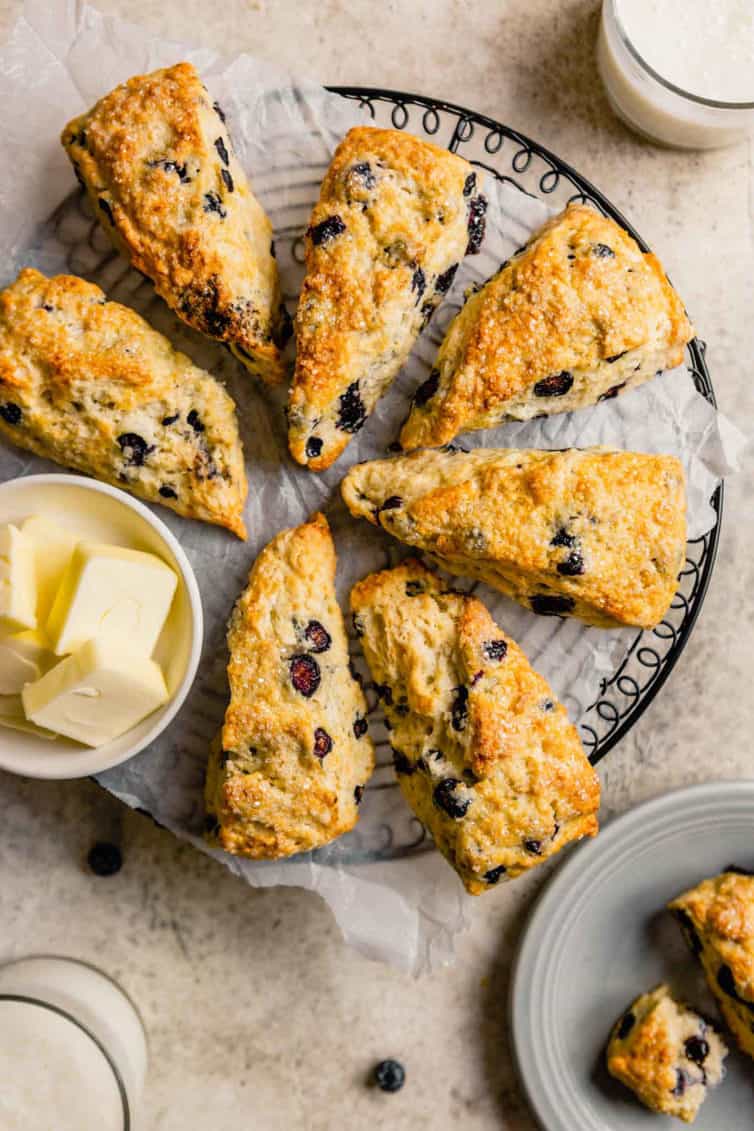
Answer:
400;202;693;450
288;126;486;470
206;513;374;858
606;984;727;1123
342;446;686;629
0;268;247;538
62;61;289;384
350;559;599;893
670;869;754;1061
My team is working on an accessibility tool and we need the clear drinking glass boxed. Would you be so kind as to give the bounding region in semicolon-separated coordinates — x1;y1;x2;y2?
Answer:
0;956;147;1130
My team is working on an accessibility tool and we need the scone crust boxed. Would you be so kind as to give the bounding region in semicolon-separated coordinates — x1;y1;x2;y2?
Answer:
400;202;694;449
62;61;287;384
288;126;485;470
0;268;247;537
206;513;375;858
670;871;754;1061
342;446;686;629
350;559;599;893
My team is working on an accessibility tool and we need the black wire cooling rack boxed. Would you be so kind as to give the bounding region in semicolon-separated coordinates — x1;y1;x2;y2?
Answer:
328;86;723;768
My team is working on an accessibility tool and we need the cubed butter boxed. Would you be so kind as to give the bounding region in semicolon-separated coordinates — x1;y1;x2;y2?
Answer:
0;693;57;740
22;515;78;622
22;637;169;747
0;523;37;632
0;628;57;694
46;542;178;656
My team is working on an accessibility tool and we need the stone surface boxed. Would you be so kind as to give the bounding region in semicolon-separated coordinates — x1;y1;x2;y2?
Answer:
0;1;751;1128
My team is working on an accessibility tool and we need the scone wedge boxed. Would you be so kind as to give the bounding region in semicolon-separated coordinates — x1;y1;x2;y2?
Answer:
62;62;289;384
0;268;247;537
342;446;686;629
288;126;487;470
350;560;600;893
400;202;693;449
606;984;727;1123
670;869;754;1061
206;513;375;857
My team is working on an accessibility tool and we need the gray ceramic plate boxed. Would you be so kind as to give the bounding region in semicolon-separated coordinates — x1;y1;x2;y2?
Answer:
511;781;754;1129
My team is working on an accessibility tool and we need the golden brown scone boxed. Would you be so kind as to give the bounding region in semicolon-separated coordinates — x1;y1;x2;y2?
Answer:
205;513;375;858
350;560;599;893
400;202;694;449
0;268;247;538
670;870;754;1061
287;126;486;470
62;62;289;384
606;984;727;1123
342;446;686;629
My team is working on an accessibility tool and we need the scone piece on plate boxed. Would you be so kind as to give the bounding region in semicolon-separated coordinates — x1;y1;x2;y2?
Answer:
350;559;599;893
0;268;247;538
287;126;487;470
670;869;754;1060
342;446;686;629
62;62;289;384
606;984;727;1123
400;202;693;450
205;513;374;858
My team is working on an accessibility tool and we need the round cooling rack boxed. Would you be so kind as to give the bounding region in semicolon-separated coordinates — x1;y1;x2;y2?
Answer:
327;86;722;770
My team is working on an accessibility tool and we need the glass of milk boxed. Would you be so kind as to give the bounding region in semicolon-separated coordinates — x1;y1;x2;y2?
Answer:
0;956;147;1130
598;0;754;148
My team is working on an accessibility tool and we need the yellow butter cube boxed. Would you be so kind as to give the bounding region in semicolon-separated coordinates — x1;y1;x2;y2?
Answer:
0;523;37;632
46;542;178;656
0;628;57;694
22;515;78;623
22;637;169;747
0;693;57;740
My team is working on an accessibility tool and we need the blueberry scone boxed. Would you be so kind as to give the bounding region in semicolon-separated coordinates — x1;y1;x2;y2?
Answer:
606;985;727;1123
287;126;487;470
342;446;686;629
0;268;247;537
350;559;600;893
670;869;754;1060
62;62;289;384
205;513;375;857
400;202;693;450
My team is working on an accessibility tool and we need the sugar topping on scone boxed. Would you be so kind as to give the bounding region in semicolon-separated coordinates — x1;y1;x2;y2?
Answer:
0;268;247;537
206;513;374;858
287;126;486;471
342;446;686;629
350;559;600;893
606;984;727;1123
400;202;693;449
62;61;289;384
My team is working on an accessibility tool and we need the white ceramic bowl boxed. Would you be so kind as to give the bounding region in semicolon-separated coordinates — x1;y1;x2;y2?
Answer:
0;474;202;779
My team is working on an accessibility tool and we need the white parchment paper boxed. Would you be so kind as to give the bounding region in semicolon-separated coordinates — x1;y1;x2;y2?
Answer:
0;1;744;972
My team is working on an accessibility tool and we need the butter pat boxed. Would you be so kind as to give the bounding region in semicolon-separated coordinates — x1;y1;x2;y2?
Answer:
0;693;57;740
22;515;78;623
0;523;37;632
0;628;57;694
22;637;169;746
46;542;178;656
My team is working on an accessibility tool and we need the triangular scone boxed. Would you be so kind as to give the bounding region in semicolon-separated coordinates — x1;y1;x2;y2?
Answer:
0;269;247;537
670;871;754;1061
350;560;599;894
342;446;686;629
287;126;487;470
62;62;289;385
400;202;693;449
205;514;375;858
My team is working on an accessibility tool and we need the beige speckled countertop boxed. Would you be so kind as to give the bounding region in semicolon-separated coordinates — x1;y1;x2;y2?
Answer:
0;1;752;1128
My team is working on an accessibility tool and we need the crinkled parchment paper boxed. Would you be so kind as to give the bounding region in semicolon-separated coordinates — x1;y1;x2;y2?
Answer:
0;0;744;972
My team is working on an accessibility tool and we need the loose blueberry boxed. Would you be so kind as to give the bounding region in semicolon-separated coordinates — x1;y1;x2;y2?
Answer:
483;639;508;661
159;485;178;499
289;654;320;697
530;594;575;617
304;619;331;653
550;528;576;548
533;370;574;397
433;778;470;819
599;383;626;401
87;841;122;877
221;168;234;193
592;243;615;259
524;839;543;855
305;436;323;460
373;1059;405;1093
451;686;469;732
161;413;180;426
203;192;227;217
117;432;153;467
214;137;230;166
484;865;507;885
349;162;376;189
463;172;477;197
98;197;114;224
405;580;424;597
617;1012;636;1039
557;551;585;576
313;727;332;758
413;368;440;407
336;381;367;433
0;403;22;426
434;263;458;295
308;215;346;246
187;409;205;432
684;1036;709;1066
466;194;488;254
353;716;368;739
354;785;365;804
411;265;426;300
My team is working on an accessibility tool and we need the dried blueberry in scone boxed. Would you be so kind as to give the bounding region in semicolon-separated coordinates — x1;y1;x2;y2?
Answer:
287;126;486;471
606;985;727;1123
400;202;693;450
342;446;687;629
0;268;247;537
205;513;375;858
62;62;287;385
349;560;600;893
669;870;754;1062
